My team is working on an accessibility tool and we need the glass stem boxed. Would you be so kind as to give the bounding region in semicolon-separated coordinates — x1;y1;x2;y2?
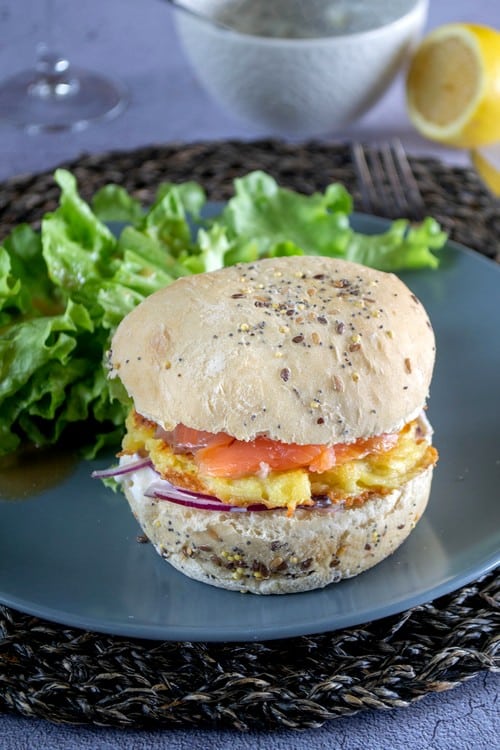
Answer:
30;0;79;99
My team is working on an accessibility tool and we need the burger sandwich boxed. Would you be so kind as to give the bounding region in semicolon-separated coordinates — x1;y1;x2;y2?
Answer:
105;256;438;594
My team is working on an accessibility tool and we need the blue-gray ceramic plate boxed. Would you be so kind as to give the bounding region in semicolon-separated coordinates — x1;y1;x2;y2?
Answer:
1;213;499;642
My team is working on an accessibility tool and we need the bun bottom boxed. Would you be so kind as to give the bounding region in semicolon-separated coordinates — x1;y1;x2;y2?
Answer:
122;468;433;594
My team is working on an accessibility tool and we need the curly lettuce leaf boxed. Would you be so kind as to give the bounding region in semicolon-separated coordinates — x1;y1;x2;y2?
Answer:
344;217;447;271
0;299;126;455
138;181;206;257
215;171;445;270
0;171;202;456
219;171;353;258
0;225;60;325
92;184;144;224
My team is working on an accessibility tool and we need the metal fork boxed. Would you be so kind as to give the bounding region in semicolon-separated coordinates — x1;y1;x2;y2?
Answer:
351;140;426;221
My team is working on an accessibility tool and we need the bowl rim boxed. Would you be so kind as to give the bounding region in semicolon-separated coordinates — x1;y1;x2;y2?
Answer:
169;0;429;45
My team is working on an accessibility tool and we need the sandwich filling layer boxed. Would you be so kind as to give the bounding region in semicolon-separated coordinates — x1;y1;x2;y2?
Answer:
121;410;438;514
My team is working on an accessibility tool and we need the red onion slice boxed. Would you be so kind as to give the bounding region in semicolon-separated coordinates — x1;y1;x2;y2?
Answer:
91;456;152;480
144;479;341;514
144;480;269;512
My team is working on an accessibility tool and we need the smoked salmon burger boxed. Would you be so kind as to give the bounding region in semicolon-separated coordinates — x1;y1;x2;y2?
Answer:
106;256;438;594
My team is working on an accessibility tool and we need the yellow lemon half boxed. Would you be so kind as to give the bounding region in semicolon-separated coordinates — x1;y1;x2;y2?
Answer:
471;142;500;196
406;23;500;148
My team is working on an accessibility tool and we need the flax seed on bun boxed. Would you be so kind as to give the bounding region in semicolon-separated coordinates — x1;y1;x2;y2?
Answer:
108;256;438;594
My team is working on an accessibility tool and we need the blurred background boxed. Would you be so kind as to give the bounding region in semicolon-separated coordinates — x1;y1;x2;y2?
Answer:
0;0;497;181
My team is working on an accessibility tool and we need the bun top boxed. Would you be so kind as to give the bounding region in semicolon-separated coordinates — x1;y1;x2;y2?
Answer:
109;256;435;444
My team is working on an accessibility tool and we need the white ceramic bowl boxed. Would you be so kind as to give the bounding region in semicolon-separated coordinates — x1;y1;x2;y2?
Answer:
170;0;428;136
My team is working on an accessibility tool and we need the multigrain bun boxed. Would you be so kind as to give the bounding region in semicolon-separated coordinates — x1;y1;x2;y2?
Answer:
110;256;435;444
122;460;434;594
109;256;438;594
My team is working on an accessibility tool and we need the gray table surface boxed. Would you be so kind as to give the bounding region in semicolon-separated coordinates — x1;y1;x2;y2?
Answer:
1;1;499;748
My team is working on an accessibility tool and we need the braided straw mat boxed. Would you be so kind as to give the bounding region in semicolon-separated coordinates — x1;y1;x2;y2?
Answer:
0;140;498;730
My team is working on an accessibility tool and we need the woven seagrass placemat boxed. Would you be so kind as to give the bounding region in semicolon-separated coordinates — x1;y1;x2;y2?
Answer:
0;140;498;730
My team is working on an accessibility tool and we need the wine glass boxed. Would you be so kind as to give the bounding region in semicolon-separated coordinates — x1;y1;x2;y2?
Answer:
0;0;127;133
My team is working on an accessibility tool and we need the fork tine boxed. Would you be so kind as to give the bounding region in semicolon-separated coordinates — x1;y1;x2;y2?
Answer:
351;142;383;216
352;142;395;218
351;140;425;221
380;141;410;218
390;139;426;220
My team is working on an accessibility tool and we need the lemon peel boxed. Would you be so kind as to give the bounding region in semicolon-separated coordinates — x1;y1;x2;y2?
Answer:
406;23;500;148
471;143;500;196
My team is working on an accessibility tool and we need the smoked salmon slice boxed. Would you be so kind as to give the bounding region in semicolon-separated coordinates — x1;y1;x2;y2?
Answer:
196;437;336;478
165;424;233;452
162;424;400;479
